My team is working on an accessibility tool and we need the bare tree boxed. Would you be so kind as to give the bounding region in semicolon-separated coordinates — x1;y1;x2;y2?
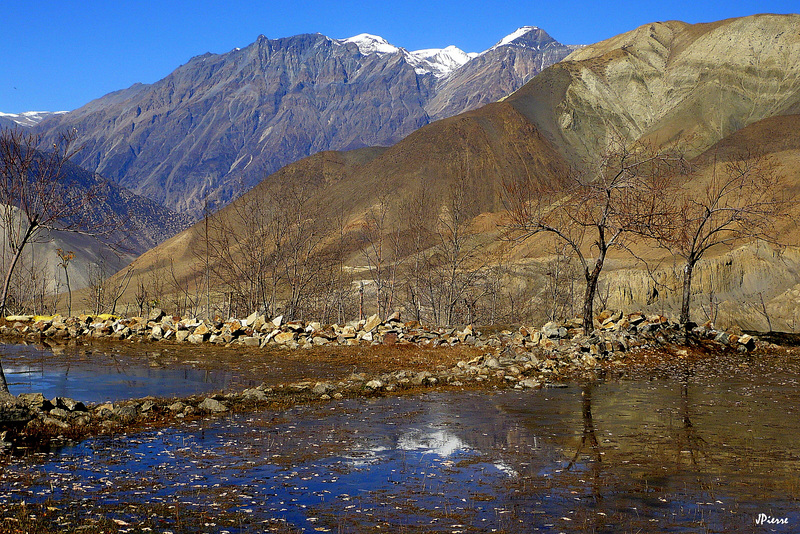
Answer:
204;179;330;320
56;248;75;316
205;189;279;317
431;174;486;325
314;211;356;325
0;128;98;316
641;150;787;324
505;140;682;332
541;241;579;322
398;184;435;323
274;183;329;320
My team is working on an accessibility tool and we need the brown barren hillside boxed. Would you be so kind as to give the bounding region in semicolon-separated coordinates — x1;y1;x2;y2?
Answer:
508;14;800;165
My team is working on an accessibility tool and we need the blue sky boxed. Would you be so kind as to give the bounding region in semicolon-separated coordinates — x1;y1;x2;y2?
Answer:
2;0;797;113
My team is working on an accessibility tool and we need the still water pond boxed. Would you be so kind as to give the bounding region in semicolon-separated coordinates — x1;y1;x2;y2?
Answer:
0;345;799;533
0;343;233;401
0;346;800;533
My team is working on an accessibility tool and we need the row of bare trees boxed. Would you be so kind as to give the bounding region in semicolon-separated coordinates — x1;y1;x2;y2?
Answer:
196;173;492;325
504;139;788;330
177;138;788;331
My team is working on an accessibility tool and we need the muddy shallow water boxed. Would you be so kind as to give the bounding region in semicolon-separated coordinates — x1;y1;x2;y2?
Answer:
1;343;799;533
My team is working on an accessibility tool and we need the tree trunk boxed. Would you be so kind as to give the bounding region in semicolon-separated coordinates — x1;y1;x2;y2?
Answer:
582;259;603;334
582;278;597;334
0;246;26;317
680;260;695;325
64;266;72;316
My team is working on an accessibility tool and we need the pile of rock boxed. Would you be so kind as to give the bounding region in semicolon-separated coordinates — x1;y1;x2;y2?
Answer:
527;310;757;362
2;309;483;348
2;309;758;357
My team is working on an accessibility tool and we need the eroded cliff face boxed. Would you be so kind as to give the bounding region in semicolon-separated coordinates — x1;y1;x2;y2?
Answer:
500;242;800;333
597;243;800;331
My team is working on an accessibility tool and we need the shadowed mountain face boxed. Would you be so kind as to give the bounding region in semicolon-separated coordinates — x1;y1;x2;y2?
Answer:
428;27;581;120
33;28;577;217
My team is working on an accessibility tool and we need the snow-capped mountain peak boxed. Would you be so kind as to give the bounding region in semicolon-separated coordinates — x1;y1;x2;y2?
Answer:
485;26;549;53
337;33;476;78
408;45;477;77
339;33;400;55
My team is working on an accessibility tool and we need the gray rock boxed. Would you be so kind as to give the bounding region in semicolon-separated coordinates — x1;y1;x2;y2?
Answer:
17;393;52;412
113;405;139;421
150;325;164;340
312;382;336;395
242;388;268;401
411;371;432;385
240;336;261;347
198;398;228;413
41;416;70;430
484;357;501;369
49;407;71;419
245;311;261;327
365;380;384;391
738;334;756;350
168;401;186;412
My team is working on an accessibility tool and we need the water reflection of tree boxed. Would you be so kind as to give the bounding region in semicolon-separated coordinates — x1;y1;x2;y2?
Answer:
564;382;605;516
678;370;708;466
566;384;602;471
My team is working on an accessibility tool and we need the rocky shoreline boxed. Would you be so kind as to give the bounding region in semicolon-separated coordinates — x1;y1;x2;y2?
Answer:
0;310;762;451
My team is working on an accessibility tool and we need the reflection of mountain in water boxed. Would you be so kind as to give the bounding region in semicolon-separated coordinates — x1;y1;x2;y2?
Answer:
342;391;574;478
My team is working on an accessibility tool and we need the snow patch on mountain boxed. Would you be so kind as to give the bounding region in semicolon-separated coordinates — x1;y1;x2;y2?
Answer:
0;110;68;127
408;46;478;77
339;34;400;55
336;26;559;78
337;33;477;78
485;26;544;53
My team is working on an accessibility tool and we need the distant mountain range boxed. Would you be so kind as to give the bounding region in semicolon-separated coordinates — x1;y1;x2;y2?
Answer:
28;27;579;216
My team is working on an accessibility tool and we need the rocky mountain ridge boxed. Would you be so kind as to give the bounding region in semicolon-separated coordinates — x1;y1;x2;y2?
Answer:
31;27;578;216
0;155;192;299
